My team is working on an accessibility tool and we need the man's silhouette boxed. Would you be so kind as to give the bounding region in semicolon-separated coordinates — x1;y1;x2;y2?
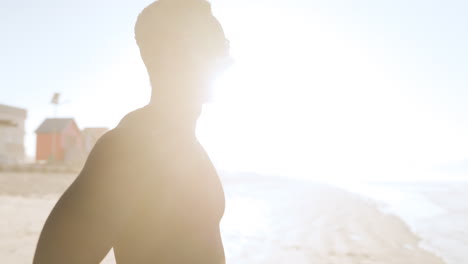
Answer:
33;0;230;263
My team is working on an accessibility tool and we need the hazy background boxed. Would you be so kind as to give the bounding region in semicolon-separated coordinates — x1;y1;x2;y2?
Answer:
2;0;468;180
2;1;468;263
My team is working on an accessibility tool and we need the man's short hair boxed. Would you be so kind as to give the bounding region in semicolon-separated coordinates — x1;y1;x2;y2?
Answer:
135;0;229;69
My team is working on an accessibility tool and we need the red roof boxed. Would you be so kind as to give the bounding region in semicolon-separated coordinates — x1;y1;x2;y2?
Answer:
35;118;78;134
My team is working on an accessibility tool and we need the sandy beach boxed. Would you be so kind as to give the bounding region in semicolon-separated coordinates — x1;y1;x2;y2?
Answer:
0;172;445;264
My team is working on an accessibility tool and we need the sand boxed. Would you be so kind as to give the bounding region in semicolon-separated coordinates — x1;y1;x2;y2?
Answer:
0;172;445;264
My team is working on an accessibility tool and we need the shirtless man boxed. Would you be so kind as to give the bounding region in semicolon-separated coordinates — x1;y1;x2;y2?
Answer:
33;0;231;263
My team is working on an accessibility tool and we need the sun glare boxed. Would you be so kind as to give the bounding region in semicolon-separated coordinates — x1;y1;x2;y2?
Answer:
197;12;400;180
196;9;466;181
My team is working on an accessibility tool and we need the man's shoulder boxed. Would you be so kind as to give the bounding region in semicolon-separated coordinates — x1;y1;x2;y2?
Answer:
116;106;150;129
96;107;150;149
91;120;163;160
84;129;124;163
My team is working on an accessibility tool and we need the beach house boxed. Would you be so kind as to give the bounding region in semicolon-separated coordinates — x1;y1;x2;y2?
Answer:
35;118;84;164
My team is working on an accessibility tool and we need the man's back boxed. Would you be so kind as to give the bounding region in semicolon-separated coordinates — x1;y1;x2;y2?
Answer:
34;108;226;264
113;108;226;263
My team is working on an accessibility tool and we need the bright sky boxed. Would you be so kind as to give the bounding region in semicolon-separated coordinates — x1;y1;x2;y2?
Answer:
1;0;468;180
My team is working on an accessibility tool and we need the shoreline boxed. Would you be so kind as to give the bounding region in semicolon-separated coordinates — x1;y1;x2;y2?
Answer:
229;177;445;264
332;180;468;264
1;172;447;263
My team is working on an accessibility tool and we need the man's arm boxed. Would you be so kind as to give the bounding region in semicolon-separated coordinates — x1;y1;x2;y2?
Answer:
33;130;140;264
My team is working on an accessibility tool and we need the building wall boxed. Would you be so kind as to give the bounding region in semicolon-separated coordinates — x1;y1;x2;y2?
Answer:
0;105;27;164
36;122;85;164
62;122;85;165
36;133;65;162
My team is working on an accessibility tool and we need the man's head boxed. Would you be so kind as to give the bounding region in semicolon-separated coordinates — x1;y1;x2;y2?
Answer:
135;0;230;104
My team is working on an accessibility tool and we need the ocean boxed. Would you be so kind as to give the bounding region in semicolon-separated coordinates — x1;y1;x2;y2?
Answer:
334;180;468;264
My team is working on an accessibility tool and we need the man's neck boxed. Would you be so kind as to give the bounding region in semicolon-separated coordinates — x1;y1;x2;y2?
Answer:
144;74;206;134
144;99;202;135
